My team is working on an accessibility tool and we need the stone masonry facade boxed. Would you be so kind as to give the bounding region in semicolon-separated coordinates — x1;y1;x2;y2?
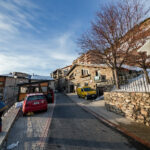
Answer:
104;92;150;126
66;64;113;92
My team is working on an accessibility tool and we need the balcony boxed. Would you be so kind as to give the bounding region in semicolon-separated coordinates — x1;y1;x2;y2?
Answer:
94;75;106;82
80;74;90;78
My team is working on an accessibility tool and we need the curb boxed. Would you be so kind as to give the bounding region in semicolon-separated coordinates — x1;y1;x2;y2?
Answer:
66;94;150;149
0;105;20;149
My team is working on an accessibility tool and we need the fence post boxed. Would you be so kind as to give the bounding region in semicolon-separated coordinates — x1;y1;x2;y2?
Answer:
142;74;147;92
147;77;150;92
132;83;133;92
140;78;143;92
134;79;138;92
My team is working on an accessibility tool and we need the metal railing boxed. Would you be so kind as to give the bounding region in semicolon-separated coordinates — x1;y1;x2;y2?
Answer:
114;74;150;92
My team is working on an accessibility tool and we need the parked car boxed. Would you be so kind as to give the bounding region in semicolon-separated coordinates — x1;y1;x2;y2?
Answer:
45;89;54;103
77;86;97;100
22;93;48;115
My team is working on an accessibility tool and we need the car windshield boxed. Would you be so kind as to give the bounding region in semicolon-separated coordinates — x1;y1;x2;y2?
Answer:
27;95;45;101
83;88;92;91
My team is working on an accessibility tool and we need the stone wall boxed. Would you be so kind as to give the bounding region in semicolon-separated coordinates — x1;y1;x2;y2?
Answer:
104;92;150;126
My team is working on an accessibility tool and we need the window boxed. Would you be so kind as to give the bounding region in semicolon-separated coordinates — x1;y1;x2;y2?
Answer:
83;87;92;91
35;87;40;92
84;82;88;86
101;75;106;81
21;87;27;93
27;95;45;101
95;70;100;76
77;83;80;87
81;69;89;76
41;87;47;92
63;69;68;76
95;70;98;76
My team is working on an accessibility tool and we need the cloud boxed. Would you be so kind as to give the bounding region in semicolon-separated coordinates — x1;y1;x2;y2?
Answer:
0;0;79;75
0;0;40;34
0;31;78;75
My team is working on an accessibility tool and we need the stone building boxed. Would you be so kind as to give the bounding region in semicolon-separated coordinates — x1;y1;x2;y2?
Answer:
73;50;104;65
51;65;72;91
66;64;114;93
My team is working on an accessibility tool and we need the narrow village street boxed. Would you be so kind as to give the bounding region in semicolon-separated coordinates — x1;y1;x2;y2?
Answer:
44;93;142;150
1;0;150;150
3;93;148;150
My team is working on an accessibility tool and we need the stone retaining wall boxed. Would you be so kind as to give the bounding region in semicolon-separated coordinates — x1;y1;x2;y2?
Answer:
104;92;150;126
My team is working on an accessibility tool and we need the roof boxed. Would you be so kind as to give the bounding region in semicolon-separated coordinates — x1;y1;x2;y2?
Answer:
52;65;72;74
0;74;13;77
31;75;54;81
61;65;72;69
66;63;107;76
17;80;51;86
122;65;142;71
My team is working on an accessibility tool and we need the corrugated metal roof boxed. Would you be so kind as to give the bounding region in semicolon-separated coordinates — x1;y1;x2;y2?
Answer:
30;75;54;80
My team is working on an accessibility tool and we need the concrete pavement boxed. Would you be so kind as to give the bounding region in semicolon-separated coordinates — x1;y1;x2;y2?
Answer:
66;93;150;149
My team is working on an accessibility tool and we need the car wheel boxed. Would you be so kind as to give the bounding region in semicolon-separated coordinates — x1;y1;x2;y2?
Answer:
23;112;26;116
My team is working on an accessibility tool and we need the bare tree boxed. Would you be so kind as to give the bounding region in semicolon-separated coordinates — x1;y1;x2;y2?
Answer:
129;51;150;83
78;0;149;89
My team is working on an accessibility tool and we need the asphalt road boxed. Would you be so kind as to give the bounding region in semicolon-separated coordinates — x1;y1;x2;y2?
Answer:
44;93;140;150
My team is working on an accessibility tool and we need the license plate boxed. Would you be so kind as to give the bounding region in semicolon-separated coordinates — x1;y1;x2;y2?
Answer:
34;102;39;105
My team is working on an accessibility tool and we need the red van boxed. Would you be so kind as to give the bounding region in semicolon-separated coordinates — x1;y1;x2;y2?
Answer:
22;93;47;115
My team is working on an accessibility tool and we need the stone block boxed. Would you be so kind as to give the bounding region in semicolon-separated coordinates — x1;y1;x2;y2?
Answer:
144;105;150;109
143;93;150;98
137;115;144;120
125;99;131;103
146;122;150;126
141;109;148;116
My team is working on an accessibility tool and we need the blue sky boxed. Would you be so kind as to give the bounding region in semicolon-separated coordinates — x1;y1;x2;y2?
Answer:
0;0;121;75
